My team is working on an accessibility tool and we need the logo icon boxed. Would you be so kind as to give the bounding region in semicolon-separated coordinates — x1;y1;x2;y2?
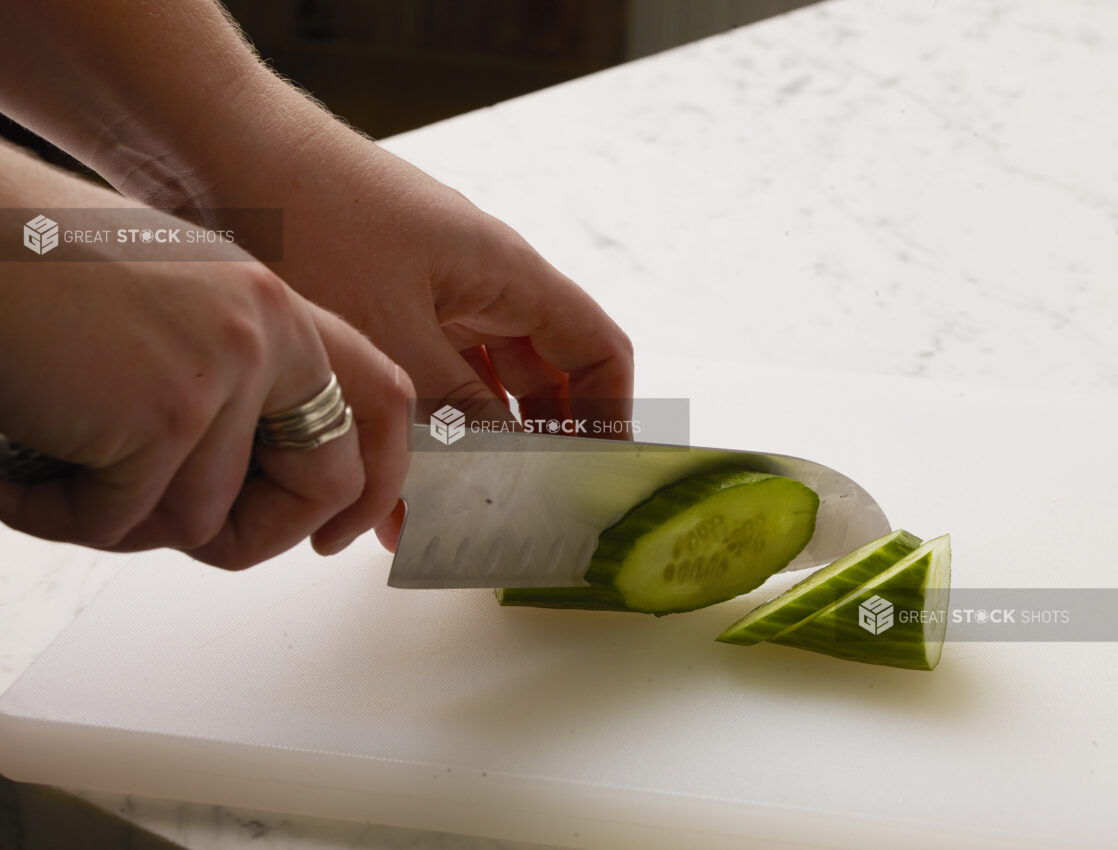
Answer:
23;214;59;255
430;404;466;445
858;595;894;635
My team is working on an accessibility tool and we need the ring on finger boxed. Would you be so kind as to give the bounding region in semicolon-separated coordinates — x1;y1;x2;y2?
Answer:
256;373;354;451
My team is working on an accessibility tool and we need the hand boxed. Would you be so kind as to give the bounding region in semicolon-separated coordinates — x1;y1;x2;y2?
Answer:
186;77;635;434
0;0;634;433
0;0;632;560
0;153;411;567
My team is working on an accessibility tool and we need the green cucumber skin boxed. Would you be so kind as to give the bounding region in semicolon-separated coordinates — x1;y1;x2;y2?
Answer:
769;536;952;671
584;469;777;586
583;468;819;615
717;529;923;646
495;586;631;612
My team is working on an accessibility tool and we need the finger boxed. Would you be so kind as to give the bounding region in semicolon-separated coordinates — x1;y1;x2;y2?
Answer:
459;345;508;408
305;307;413;555
483;336;572;425
437;236;634;427
0;446;175;548
408;330;518;428
374;499;406;553
105;393;259;552
187;369;366;569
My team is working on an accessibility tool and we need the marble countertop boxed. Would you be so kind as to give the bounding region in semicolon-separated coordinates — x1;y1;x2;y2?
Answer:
2;0;1116;847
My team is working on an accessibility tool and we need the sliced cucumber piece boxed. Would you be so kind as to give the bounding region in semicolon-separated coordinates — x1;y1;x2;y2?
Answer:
495;585;630;612
768;534;951;670
497;467;819;616
717;529;923;646
582;468;818;615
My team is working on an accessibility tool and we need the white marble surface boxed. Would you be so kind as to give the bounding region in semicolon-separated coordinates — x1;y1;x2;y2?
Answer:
2;0;1117;847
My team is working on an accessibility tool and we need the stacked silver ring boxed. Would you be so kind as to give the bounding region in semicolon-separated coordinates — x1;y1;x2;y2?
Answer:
256;373;354;451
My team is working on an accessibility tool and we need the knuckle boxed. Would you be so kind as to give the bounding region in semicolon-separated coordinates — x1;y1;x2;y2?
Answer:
226;265;298;368
82;521;132;549
611;328;635;361
187;537;263;572
205;549;260;572
239;263;292;317
174;510;226;551
434;380;498;423
215;304;269;375
154;383;214;443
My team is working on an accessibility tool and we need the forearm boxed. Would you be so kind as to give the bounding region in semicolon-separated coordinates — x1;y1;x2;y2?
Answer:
0;0;299;210
0;138;128;207
0;140;135;443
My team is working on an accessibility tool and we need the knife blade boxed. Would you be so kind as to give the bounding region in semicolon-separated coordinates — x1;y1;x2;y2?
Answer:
389;424;889;589
0;426;890;589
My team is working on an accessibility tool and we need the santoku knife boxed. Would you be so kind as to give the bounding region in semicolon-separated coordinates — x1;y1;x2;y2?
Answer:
389;425;889;589
0;426;890;588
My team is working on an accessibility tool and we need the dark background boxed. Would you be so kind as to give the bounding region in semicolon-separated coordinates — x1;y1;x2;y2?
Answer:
1;0;816;174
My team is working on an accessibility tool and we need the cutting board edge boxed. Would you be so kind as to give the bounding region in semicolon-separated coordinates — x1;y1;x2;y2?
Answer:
0;711;1058;850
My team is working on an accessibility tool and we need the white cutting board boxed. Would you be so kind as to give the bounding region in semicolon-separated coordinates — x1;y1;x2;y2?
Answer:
1;358;1116;850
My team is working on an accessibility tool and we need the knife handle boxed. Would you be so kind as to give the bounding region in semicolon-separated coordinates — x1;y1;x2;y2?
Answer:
0;434;80;484
0;434;264;485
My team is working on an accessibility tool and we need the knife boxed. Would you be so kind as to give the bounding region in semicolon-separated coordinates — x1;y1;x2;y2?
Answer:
390;424;889;589
0;426;890;588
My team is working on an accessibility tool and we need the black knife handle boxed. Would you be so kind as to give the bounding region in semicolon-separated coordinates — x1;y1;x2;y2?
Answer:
0;434;262;485
0;434;80;484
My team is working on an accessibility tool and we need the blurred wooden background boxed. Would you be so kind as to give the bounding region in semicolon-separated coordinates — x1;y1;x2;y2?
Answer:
226;0;819;137
1;0;818;167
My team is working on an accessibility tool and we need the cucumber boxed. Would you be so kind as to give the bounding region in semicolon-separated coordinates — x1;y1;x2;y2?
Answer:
499;467;819;616
767;534;951;670
588;469;818;614
716;529;923;646
494;585;629;612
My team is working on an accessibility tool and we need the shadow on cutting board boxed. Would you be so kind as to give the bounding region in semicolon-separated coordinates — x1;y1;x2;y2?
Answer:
0;775;185;850
437;599;983;762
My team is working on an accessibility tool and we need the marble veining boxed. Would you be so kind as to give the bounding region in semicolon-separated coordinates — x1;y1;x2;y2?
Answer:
383;0;1118;395
2;0;1117;847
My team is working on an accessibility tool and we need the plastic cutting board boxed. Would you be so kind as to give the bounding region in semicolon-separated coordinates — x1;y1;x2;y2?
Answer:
1;357;1116;849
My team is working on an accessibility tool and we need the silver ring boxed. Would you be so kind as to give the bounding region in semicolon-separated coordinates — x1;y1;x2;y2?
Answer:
256;373;354;451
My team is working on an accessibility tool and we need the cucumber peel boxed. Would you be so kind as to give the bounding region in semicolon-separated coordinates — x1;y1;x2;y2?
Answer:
495;585;629;612
497;467;819;616
765;534;951;671
717;529;923;646
494;462;953;671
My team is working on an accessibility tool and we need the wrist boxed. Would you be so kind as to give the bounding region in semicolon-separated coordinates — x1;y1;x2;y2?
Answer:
93;62;312;214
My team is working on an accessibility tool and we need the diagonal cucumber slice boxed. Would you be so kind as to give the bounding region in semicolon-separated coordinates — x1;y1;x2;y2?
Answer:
767;535;951;670
717;529;923;646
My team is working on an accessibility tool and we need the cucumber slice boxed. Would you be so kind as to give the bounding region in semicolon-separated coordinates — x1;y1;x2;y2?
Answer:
494;585;630;612
716;529;923;646
583;468;819;615
768;534;952;670
497;467;819;616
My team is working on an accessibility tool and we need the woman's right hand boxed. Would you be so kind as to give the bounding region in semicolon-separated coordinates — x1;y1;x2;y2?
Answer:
0;205;412;569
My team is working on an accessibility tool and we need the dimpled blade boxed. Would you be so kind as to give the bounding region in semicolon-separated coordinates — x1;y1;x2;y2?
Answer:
386;426;890;589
